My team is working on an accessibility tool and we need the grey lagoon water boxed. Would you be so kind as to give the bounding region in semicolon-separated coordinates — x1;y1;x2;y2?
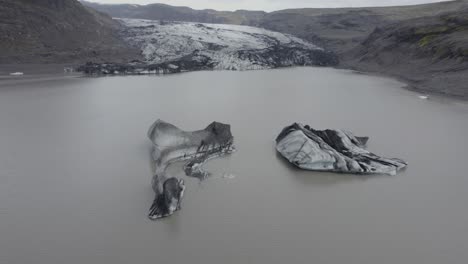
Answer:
1;67;467;264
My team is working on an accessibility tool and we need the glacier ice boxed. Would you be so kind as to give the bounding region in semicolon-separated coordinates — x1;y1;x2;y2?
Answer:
147;120;235;220
78;19;338;75
276;123;407;176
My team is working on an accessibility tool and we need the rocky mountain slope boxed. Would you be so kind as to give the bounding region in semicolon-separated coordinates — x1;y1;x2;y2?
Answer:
342;8;468;98
260;0;468;54
0;0;139;63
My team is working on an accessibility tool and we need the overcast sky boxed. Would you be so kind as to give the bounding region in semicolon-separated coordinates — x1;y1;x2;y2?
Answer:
91;0;451;11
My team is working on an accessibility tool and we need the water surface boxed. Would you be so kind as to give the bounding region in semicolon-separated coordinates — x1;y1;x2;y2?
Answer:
1;67;467;264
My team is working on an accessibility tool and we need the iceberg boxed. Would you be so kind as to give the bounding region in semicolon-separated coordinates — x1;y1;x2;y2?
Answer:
276;123;407;176
147;120;235;219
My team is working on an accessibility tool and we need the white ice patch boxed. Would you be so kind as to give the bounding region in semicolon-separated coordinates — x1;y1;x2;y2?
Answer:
9;72;24;76
222;173;236;180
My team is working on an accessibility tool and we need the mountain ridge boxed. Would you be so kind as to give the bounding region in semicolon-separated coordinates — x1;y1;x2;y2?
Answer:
81;0;468;52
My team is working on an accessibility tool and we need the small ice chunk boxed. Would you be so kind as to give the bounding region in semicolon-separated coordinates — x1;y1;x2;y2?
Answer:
10;72;24;76
222;173;236;180
167;64;179;69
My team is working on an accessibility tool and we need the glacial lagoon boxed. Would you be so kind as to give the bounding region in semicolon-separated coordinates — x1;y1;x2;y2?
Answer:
1;67;468;264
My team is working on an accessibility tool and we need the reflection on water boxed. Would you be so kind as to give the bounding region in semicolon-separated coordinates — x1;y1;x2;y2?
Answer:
1;67;468;264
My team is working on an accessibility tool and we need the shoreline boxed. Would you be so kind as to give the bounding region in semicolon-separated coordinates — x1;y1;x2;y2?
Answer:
1;63;466;102
336;63;468;101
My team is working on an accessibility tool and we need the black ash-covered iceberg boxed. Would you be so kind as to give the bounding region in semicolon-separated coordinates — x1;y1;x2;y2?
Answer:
276;123;407;176
148;120;235;220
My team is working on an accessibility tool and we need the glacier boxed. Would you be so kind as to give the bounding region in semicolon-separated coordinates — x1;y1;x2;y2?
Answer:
78;18;338;75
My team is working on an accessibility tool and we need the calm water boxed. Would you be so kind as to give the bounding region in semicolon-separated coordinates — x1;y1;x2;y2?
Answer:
1;67;467;264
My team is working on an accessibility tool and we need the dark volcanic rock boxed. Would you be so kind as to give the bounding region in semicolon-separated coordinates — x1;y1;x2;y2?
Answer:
276;123;407;176
147;120;235;220
76;55;213;75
